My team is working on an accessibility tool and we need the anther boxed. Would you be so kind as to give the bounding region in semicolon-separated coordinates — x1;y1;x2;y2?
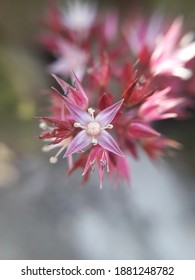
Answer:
88;108;95;116
49;157;58;164
39;122;48;130
74;122;82;128
92;137;98;145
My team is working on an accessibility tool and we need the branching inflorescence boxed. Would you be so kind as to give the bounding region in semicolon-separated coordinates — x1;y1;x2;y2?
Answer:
38;1;195;187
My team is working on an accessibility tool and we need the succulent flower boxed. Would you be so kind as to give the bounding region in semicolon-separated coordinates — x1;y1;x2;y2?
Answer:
38;3;195;187
48;38;89;80
64;99;124;157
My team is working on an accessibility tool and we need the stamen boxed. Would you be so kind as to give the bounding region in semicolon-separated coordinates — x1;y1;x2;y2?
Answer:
102;124;113;130
42;145;54;152
50;157;58;164
88;107;95;121
74;122;82;128
49;144;67;164
39;122;48;130
92;137;98;145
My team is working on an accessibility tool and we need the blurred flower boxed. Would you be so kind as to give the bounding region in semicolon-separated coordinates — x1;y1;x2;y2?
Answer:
124;13;163;64
141;137;182;161
138;87;186;121
47;38;89;80
62;1;97;39
150;17;195;80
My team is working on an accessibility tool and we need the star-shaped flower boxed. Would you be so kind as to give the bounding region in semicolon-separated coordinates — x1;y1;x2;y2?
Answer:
64;99;124;157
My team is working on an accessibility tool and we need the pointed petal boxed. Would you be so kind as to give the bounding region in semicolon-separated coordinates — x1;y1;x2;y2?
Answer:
129;120;160;138
116;156;131;183
52;73;88;108
52;74;71;92
64;131;91;157
71;70;89;107
172;67;192;80
98;130;124;157
82;146;100;176
177;42;195;62
95;99;124;126
162;17;183;54
65;99;91;125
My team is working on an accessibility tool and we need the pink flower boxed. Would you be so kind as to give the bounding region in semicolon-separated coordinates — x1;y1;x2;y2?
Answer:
150;17;195;80
48;38;89;80
64;99;124;157
62;1;97;38
38;3;195;188
138;87;186;121
124;13;163;64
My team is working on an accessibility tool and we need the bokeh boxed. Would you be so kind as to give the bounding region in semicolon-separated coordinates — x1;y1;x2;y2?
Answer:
0;0;195;259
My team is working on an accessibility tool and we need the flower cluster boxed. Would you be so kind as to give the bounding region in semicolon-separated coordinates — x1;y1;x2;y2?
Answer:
38;1;195;187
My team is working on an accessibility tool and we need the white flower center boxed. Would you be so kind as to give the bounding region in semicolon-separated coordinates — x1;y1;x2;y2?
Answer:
74;107;113;146
86;122;101;136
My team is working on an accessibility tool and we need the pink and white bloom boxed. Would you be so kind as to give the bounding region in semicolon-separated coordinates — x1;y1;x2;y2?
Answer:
48;38;89;80
39;3;195;188
64;99;124;157
124;13;163;62
138;87;186;121
101;10;119;43
62;1;97;37
150;17;195;80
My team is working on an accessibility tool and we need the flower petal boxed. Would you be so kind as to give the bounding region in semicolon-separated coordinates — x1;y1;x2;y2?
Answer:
71;70;89;107
52;74;71;92
129;120;160;138
64;130;91;157
65;99;91;125
98;130;124;157
95;99;124;126
82;146;100;176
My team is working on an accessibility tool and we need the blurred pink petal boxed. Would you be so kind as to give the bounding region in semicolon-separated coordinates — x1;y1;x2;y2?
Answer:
129;120;160;138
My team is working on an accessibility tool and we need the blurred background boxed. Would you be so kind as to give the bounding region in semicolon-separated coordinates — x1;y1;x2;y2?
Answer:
0;0;195;259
